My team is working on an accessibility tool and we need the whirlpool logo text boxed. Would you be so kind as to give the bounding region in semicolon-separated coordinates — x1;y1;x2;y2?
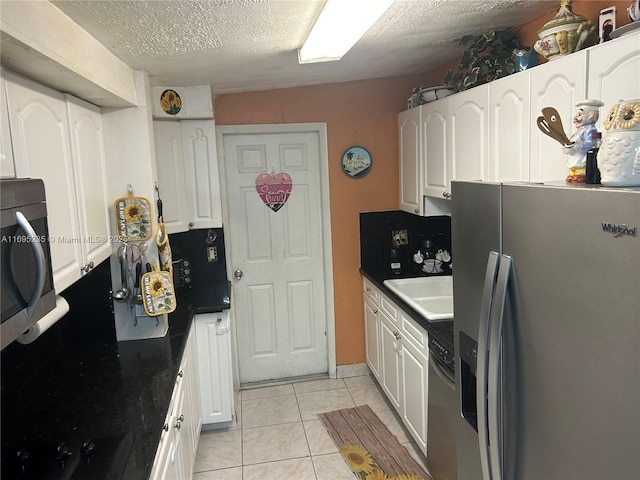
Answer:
601;223;638;238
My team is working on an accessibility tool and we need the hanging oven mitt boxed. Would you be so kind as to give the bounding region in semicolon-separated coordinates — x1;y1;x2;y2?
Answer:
114;186;153;242
156;198;172;273
141;270;176;316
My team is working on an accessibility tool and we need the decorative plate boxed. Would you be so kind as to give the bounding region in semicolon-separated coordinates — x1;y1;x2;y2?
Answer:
341;146;372;178
160;89;182;115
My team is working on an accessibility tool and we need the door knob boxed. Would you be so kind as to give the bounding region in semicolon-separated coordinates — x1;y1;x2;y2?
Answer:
234;269;243;280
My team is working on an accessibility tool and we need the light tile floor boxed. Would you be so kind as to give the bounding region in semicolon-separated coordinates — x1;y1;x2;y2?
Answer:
193;375;429;480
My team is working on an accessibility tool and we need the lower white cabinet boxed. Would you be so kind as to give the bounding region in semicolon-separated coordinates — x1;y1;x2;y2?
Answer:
195;311;234;426
362;277;429;456
150;323;201;480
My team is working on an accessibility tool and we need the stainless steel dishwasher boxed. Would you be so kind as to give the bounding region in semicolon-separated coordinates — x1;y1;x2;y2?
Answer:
426;334;457;480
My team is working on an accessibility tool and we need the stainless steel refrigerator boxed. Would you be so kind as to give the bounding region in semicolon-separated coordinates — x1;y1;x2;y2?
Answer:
451;180;640;480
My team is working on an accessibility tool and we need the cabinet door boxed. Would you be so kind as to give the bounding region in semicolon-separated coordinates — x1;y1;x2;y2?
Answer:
587;31;640;128
489;73;531;182
181;120;223;229
398;108;422;215
1;68;15;178
423;101;450;199
154;120;190;234
364;296;381;380
448;86;490;193
5;72;83;292
66;95;112;273
529;51;587;182
196;312;234;425
401;336;428;455
380;312;402;412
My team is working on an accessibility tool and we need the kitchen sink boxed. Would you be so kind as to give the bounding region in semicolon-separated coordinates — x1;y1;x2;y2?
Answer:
383;276;453;322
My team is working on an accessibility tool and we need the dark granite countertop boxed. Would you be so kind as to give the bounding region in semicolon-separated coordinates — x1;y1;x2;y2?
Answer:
359;267;454;356
1;283;229;480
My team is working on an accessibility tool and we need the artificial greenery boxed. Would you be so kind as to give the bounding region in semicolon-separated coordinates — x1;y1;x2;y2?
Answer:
443;29;521;92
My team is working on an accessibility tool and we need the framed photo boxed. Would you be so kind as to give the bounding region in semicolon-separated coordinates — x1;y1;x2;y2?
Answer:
341;146;372;178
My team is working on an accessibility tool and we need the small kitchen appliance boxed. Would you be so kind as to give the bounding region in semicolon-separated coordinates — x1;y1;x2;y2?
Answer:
452;180;640;479
1;178;56;350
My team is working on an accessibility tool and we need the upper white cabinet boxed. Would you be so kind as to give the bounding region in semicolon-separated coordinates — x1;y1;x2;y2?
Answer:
489;72;531;182
1;68;15;178
448;86;490;190
398;107;422;215
422;100;449;199
529;50;587;182
587;31;640;128
154;119;223;234
5;71;111;292
404;33;638;210
65;95;112;278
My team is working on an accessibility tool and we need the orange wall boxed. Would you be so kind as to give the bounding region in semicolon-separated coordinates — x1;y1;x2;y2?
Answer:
213;0;632;366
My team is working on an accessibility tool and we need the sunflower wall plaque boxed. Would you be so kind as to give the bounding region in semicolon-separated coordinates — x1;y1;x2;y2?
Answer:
159;89;182;115
341;146;372;178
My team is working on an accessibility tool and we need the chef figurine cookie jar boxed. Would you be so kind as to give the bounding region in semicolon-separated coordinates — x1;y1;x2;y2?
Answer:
562;99;604;182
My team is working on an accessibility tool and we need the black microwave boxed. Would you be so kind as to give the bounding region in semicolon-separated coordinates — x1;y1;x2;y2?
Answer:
1;178;56;350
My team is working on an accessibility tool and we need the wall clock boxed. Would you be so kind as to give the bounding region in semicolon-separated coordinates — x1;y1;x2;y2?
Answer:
341;146;372;178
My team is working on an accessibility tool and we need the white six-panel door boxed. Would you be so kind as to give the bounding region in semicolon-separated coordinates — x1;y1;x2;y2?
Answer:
223;129;329;383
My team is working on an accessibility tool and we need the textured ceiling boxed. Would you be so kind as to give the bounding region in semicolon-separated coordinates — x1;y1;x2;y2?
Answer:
51;0;557;94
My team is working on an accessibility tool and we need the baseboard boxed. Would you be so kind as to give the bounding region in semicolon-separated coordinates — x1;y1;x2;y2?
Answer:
336;363;371;378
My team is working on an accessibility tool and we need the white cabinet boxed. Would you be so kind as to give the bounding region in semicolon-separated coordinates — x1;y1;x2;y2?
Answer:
398;107;422;215
363;276;429;456
364;295;381;381
448;86;490;190
1;68;15;178
489;73;531;182
154;119;223;234
421;85;489;200
150;323;201;480
379;308;402;411
195;311;234;426
587;30;640;128
65;95;112;278
5;71;111;292
529;50;587;182
422;100;449;199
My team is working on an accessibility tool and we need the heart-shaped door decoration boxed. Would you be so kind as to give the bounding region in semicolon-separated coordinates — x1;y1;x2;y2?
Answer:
255;171;292;212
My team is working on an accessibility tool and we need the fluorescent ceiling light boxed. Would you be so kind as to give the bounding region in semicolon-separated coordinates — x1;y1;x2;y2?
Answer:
298;0;395;64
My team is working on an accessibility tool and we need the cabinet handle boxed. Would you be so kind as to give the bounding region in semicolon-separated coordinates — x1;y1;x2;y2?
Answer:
189;222;195;228
174;419;182;430
393;330;401;340
81;264;90;273
365;287;371;292
414;208;419;214
162;423;169;432
442;192;452;199
373;309;378;315
177;370;184;378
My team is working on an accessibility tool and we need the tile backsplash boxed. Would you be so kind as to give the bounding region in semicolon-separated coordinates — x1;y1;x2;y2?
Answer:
360;210;451;275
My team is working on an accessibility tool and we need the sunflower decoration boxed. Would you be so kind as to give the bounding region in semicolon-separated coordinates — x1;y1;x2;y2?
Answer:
339;444;377;477
390;474;420;480
149;277;165;297
368;469;391;480
616;101;640;130
160;89;182;115
142;272;176;316
124;203;141;222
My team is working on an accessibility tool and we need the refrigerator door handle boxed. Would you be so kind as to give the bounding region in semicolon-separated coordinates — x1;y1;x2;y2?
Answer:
477;251;500;480
487;254;513;480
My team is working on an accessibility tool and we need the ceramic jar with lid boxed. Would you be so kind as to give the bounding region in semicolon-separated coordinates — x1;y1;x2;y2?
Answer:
597;99;640;186
533;0;597;61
